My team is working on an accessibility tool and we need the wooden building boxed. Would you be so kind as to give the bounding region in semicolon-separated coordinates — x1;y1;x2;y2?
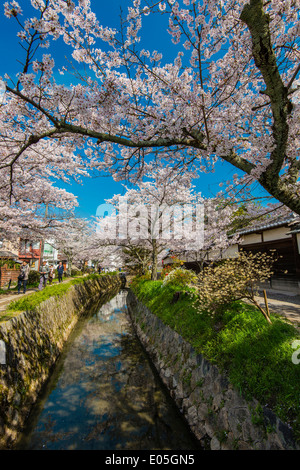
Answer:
237;215;300;277
163;214;300;294
18;239;43;271
235;215;300;293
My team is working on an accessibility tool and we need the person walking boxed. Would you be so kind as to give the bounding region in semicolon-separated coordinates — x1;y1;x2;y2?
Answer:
17;261;30;294
57;261;64;283
48;265;55;285
39;261;49;290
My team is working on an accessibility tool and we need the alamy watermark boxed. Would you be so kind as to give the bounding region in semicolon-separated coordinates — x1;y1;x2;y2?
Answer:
0;340;6;365
292;340;300;365
0;80;6;105
96;199;204;250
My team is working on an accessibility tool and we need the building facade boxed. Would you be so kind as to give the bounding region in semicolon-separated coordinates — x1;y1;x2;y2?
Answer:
164;214;300;294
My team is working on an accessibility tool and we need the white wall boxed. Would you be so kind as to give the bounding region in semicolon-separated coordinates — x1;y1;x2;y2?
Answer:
223;244;239;258
263;227;292;242
240;233;262;245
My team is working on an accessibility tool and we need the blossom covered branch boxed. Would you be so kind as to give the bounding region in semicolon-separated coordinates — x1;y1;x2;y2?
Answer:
0;0;299;233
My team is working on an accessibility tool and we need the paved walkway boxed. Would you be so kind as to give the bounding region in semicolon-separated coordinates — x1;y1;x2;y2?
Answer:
0;289;38;312
0;278;75;314
254;289;300;326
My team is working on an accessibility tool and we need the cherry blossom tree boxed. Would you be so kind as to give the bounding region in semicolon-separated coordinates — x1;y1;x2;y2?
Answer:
174;197;241;271
0;75;88;240
98;165;204;279
51;216;92;273
78;163;268;279
94;165;251;281
0;0;299;230
121;245;152;276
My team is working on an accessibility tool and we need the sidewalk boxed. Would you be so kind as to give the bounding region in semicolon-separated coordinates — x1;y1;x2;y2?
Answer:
0;277;76;314
255;288;300;326
0;289;37;313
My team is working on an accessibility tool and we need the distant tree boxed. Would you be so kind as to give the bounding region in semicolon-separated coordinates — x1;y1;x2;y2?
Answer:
52;217;91;274
122;246;152;276
103;165;203;280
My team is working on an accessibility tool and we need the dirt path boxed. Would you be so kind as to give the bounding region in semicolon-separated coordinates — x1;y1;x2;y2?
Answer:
0;289;36;313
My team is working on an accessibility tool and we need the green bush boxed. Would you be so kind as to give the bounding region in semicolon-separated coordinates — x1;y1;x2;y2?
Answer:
71;269;82;277
0;259;20;269
162;267;197;287
28;270;40;285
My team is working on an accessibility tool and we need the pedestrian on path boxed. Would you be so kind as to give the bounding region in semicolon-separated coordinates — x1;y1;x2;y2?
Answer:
57;261;64;283
48;265;55;285
39;261;49;290
17;261;30;294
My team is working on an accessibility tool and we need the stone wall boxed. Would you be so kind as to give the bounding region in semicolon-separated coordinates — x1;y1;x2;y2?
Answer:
0;274;122;448
126;290;300;450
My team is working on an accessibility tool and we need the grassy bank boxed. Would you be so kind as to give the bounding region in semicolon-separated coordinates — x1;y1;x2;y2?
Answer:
0;273;117;320
131;278;300;440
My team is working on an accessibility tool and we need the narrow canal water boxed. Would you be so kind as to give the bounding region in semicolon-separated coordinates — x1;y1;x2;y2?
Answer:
16;290;202;451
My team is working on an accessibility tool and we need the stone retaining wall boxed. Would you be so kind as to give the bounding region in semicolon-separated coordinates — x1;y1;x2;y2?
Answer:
126;290;300;450
0;275;122;448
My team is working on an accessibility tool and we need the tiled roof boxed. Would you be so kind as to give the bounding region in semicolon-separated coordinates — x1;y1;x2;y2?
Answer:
237;214;299;235
0;250;18;258
289;224;300;234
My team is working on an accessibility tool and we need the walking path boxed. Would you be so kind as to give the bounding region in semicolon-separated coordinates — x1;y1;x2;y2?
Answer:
0;288;40;313
0;277;78;315
255;289;300;327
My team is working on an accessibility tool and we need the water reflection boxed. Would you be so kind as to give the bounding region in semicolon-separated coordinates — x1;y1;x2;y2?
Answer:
17;290;201;450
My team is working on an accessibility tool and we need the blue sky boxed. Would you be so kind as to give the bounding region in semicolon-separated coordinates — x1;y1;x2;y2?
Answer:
1;0;250;219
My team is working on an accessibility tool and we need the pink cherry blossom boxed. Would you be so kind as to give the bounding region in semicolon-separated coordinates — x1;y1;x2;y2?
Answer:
0;0;299;249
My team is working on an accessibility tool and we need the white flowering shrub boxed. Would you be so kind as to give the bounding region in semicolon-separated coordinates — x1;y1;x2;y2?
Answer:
162;267;197;287
196;250;277;323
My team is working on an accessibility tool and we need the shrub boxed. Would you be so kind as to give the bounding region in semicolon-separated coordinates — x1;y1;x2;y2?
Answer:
161;255;185;280
196;250;276;323
28;270;40;285
162;267;197;287
71;269;82;277
160;264;173;280
0;259;20;269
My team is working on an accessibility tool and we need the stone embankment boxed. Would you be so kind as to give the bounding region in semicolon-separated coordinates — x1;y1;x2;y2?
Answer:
0;274;122;449
126;290;300;451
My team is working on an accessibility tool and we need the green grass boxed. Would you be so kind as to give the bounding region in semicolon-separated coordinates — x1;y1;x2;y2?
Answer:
0;287;18;295
3;273;111;315
131;278;300;439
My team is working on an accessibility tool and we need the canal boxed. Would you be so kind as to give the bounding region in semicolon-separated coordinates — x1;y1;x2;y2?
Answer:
16;290;202;450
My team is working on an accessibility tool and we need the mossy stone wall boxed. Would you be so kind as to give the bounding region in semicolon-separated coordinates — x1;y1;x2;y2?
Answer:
126;290;300;450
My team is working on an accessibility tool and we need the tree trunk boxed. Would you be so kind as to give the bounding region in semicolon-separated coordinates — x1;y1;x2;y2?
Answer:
151;239;158;281
250;297;272;324
240;0;299;215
